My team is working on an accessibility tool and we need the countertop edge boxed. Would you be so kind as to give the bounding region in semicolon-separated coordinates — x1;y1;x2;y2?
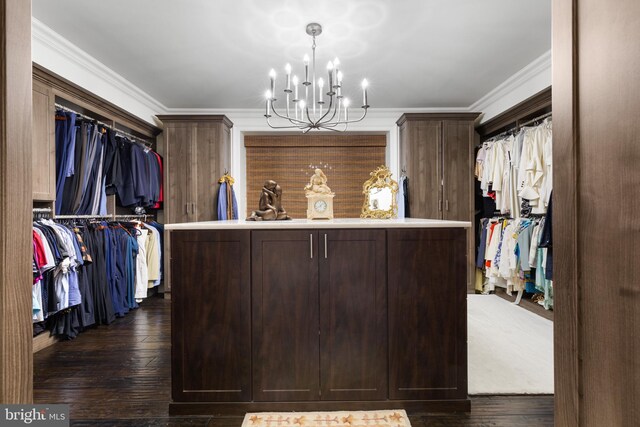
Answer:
165;219;472;230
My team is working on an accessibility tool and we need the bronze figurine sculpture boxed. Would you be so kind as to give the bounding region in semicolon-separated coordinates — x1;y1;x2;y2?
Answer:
247;180;291;221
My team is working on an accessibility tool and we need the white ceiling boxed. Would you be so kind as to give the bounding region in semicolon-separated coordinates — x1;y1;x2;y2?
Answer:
32;0;550;109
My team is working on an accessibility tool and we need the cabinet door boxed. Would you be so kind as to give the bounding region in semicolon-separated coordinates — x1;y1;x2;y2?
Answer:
165;124;193;223
192;123;229;221
387;228;467;400
32;80;55;201
443;121;476;290
252;230;320;401
442;121;473;221
319;229;387;400
402;121;442;219
171;230;251;402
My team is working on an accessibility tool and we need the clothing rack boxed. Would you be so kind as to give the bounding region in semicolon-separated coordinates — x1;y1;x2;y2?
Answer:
518;112;552;128
55;103;152;147
50;214;155;221
483;112;553;143
53;214;113;219
33;208;53;219
112;214;154;221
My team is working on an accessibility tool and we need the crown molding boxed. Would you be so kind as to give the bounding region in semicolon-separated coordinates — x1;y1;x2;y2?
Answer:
162;107;471;121
469;50;551;115
31;18;168;117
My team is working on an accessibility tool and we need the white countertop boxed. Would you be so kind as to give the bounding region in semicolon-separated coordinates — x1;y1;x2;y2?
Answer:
165;218;471;230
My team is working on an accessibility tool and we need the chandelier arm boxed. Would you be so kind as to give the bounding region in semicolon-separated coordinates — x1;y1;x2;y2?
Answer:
315;93;336;125
334;108;369;125
317;125;345;133
323;96;340;124
266;116;309;130
270;101;311;126
304;105;317;127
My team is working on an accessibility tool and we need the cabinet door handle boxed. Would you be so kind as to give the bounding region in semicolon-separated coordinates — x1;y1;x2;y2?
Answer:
192;203;196;214
185;203;189;214
445;200;449;211
324;234;328;259
438;199;442;212
310;234;313;259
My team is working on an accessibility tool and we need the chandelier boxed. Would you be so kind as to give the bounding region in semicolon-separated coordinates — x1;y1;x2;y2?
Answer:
264;23;370;133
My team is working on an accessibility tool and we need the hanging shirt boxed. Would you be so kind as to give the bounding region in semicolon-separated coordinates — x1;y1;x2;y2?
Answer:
135;228;149;300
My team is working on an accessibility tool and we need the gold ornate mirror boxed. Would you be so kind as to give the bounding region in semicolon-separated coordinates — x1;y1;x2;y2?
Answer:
360;165;399;219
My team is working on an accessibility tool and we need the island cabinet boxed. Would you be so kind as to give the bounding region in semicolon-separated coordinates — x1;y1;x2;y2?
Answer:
252;230;387;402
168;220;469;415
387;228;467;400
171;230;251;402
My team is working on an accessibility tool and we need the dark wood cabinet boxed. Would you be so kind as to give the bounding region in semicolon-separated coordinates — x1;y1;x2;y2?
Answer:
319;230;387;401
170;226;468;413
397;113;478;221
171;230;251;402
387;228;467;400
158;115;233;224
252;229;387;402
164;124;192;224
252;230;320;401
397;113;479;290
158;115;233;296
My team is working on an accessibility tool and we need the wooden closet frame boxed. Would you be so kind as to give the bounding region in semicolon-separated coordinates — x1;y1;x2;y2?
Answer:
30;64;162;353
476;87;552;139
474;87;553;318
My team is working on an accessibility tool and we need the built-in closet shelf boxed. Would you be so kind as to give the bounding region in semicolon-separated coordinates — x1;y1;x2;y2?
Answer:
33;333;59;353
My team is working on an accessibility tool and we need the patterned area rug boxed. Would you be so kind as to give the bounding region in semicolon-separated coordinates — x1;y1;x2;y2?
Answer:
242;410;411;427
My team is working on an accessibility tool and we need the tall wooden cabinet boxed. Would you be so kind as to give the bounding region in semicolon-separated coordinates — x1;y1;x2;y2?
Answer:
157;115;233;224
397;113;480;289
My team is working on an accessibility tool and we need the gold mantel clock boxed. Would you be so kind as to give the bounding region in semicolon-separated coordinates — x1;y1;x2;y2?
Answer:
304;168;335;220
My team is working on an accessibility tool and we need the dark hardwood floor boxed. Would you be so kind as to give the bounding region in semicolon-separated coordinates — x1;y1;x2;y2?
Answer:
33;296;554;426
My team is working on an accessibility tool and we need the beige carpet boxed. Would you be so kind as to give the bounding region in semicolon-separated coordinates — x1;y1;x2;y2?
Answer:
468;294;554;394
242;410;410;427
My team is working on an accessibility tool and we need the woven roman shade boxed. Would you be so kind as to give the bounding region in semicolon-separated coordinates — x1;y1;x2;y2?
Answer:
245;134;386;219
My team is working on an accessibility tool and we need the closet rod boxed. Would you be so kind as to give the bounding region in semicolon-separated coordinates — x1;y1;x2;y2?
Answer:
112;214;154;220
53;214;113;219
55;103;112;130
55;103;152;146
32;208;52;212
485;111;553;141
518;112;552;128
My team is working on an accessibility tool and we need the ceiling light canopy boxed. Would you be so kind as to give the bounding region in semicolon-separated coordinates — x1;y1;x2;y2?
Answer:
264;23;369;133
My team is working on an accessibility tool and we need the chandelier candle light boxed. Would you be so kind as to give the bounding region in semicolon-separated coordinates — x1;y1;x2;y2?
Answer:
264;22;370;132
